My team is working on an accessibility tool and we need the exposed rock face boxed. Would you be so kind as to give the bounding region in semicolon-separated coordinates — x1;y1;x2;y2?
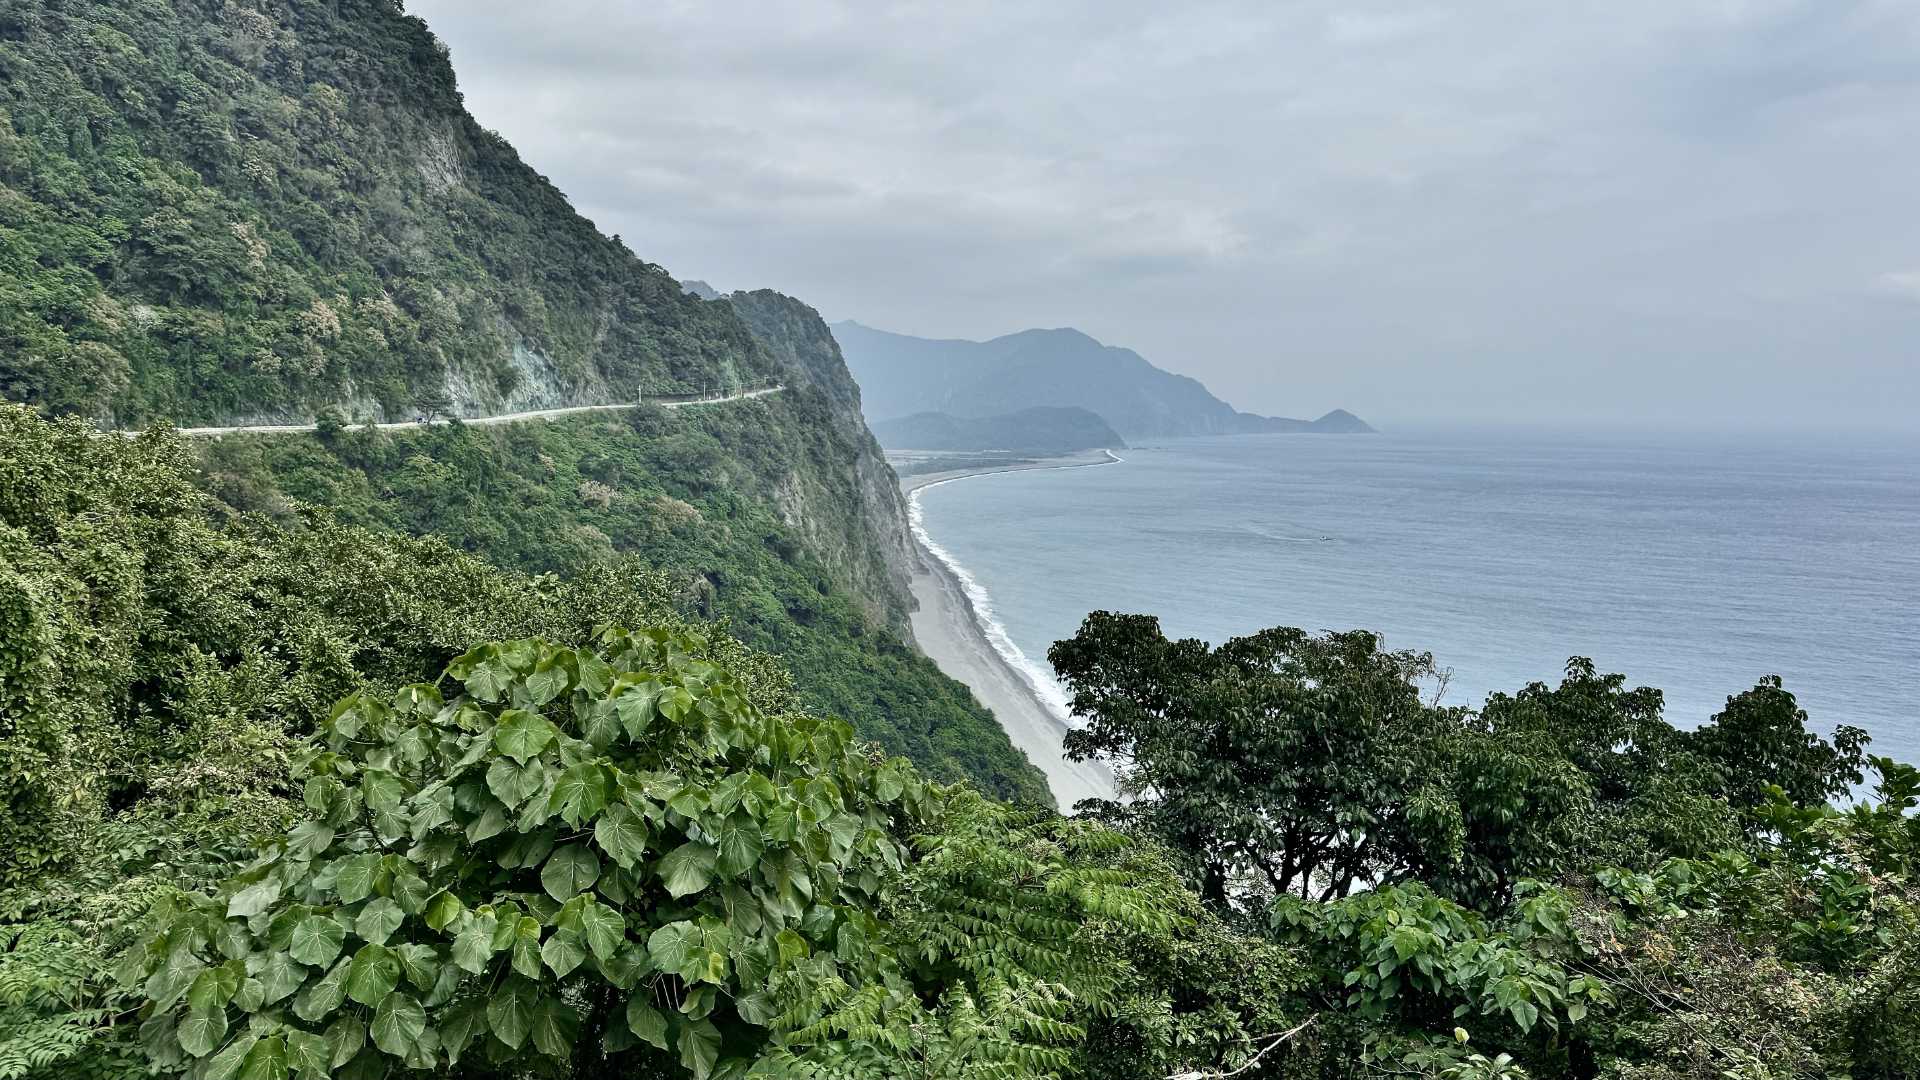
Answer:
0;0;773;427
727;290;918;630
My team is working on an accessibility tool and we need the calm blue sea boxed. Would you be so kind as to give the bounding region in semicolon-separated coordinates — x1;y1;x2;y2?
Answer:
913;427;1920;766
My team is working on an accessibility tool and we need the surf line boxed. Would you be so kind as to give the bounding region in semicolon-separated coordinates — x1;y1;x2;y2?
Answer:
905;450;1124;725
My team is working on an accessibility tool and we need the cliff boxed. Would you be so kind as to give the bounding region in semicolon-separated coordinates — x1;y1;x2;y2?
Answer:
723;289;917;630
0;0;1049;800
1;0;772;426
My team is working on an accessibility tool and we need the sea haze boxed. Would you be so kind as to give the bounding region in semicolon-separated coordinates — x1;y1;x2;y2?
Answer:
914;427;1920;765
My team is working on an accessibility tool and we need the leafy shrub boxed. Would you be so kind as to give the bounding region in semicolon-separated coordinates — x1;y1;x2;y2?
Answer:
131;626;935;1078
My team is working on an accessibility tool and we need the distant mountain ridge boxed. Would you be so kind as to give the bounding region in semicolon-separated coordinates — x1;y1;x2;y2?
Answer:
831;322;1372;439
872;406;1126;455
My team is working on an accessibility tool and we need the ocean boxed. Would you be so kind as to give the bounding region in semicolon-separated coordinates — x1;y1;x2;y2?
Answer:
909;427;1920;768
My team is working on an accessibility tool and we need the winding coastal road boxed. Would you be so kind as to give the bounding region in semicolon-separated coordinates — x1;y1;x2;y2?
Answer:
117;384;784;438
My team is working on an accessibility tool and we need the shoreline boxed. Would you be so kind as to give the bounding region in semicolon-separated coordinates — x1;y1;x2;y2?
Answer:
896;449;1121;809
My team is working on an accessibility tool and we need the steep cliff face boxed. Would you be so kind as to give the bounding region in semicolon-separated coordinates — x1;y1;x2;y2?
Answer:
725;290;915;629
1;0;773;426
1;0;1058;800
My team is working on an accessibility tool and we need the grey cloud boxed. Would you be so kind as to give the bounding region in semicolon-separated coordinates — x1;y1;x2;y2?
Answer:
409;0;1920;429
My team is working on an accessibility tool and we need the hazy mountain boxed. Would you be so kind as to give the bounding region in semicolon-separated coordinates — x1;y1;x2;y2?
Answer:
872;406;1126;455
831;322;1372;439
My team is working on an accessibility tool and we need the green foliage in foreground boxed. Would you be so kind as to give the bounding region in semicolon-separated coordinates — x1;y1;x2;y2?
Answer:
119;629;1239;1080
5;404;1917;1078
69;611;1912;1080
133;628;933;1078
0;404;790;892
1053;612;1919;1078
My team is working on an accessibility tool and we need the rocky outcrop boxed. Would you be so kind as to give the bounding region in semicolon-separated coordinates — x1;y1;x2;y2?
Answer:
726;290;917;630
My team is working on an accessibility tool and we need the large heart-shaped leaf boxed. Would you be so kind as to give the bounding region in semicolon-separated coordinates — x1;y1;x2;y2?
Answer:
714;816;765;878
256;951;306;1006
549;762;610;826
627;996;669;1050
371;992;428;1057
614;683;660;739
459;651;513;702
530;995;578;1059
324;1015;364;1070
423;891;465;933
511;917;545;979
656;840;716;898
345;944;399;1007
333;854;380;905
540;929;588;978
355;897;405;946
486;977;539;1051
286;821;335;861
227;878;280;919
593;804;649;869
238;1036;288;1080
541;845;601;902
186;963;242;1012
393;943;440;991
292;959;350;1023
486;757;548;809
678;1018;721;1080
525;656;572;706
451;914;500;975
177;1006;228;1058
646;921;703;981
579;901;626;962
286;1029;329;1079
360;769;406;812
493;710;559;764
289;915;346;967
440;997;486;1067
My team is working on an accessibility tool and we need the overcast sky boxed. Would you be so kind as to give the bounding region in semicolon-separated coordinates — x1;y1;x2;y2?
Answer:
409;1;1920;429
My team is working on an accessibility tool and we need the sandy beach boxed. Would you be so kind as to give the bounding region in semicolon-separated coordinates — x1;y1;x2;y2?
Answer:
896;451;1120;809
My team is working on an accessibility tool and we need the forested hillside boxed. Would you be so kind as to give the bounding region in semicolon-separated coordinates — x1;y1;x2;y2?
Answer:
1;0;769;426
193;385;1047;804
1;2;1915;1079
0;0;1046;801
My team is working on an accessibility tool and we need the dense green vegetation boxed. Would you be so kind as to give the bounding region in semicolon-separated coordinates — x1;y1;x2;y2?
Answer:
1;0;771;424
5;405;1917;1078
4;2;1915;1077
190;392;1049;805
0;0;1044;801
1051;613;1918;1077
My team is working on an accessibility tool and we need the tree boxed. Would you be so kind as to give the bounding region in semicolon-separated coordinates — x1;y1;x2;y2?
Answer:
1050;613;1451;906
129;627;938;1079
1687;675;1867;812
409;389;455;424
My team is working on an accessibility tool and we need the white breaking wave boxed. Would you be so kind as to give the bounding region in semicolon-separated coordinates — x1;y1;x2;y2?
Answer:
906;451;1124;727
